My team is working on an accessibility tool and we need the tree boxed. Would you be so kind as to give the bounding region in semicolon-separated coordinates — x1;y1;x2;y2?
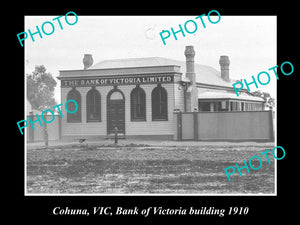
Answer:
27;65;57;111
252;90;275;110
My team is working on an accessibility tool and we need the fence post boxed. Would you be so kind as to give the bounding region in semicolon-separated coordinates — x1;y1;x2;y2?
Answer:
58;115;62;140
44;120;48;147
28;112;34;142
269;109;274;142
193;111;198;141
177;111;182;141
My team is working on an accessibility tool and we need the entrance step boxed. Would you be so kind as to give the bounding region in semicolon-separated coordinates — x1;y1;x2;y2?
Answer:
105;133;126;139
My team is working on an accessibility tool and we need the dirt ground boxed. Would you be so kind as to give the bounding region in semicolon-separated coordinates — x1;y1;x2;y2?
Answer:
26;141;275;194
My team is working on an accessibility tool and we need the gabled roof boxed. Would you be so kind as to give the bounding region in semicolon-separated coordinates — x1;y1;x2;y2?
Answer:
89;57;235;88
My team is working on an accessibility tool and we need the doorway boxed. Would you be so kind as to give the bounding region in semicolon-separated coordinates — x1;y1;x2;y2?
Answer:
107;89;125;135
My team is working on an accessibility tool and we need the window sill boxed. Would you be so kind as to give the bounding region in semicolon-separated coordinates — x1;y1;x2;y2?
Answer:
87;120;102;123
131;118;147;122
152;118;168;121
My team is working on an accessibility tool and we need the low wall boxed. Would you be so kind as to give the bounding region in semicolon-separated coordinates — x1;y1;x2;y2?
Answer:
174;111;274;141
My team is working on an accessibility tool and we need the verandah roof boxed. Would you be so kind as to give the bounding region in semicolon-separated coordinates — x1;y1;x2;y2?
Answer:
198;90;264;102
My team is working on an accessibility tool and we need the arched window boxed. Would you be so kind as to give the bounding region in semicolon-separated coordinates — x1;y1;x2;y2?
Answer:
86;87;101;122
151;85;168;121
130;86;146;121
67;88;81;122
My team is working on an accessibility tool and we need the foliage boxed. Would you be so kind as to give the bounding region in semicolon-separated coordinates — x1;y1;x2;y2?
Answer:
252;90;275;109
27;65;57;111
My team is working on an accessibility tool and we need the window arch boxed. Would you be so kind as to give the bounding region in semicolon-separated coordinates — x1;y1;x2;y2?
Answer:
130;86;146;121
151;85;168;121
67;88;81;122
86;87;101;122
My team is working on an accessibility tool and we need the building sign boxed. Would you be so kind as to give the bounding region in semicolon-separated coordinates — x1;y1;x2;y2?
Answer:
61;75;174;87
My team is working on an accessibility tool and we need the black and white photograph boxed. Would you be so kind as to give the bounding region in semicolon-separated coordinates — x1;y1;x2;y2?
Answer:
13;7;298;223
23;15;277;195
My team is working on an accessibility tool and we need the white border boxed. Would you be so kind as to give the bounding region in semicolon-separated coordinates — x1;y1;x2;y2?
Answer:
24;15;277;197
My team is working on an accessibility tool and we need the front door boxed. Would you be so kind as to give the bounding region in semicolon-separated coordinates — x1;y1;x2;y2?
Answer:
107;90;125;135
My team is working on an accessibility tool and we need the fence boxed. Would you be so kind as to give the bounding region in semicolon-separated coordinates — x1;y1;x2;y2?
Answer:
26;111;274;142
174;111;274;141
26;114;61;142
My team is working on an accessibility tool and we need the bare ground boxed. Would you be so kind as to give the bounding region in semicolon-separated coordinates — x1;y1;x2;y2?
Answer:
26;143;275;194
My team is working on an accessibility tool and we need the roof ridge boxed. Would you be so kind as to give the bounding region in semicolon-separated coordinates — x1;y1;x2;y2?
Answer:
93;56;213;67
87;57;235;88
101;56;164;62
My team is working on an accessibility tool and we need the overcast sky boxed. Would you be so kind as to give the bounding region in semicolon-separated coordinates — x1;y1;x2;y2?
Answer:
24;15;276;101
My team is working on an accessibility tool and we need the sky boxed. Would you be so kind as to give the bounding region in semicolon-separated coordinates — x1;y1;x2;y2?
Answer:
24;15;277;102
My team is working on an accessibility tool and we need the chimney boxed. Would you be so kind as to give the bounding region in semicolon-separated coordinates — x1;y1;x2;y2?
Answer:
184;46;198;112
83;54;93;70
219;55;230;82
185;46;195;75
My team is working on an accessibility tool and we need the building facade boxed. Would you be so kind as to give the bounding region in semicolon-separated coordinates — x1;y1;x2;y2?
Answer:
57;46;264;140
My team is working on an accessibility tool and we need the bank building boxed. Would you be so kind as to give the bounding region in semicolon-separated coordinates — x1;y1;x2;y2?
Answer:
57;46;265;140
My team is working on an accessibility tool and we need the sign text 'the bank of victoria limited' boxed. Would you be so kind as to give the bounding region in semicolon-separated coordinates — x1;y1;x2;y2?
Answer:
61;75;174;87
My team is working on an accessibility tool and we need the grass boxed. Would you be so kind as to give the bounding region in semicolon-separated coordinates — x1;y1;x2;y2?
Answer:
26;143;275;194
